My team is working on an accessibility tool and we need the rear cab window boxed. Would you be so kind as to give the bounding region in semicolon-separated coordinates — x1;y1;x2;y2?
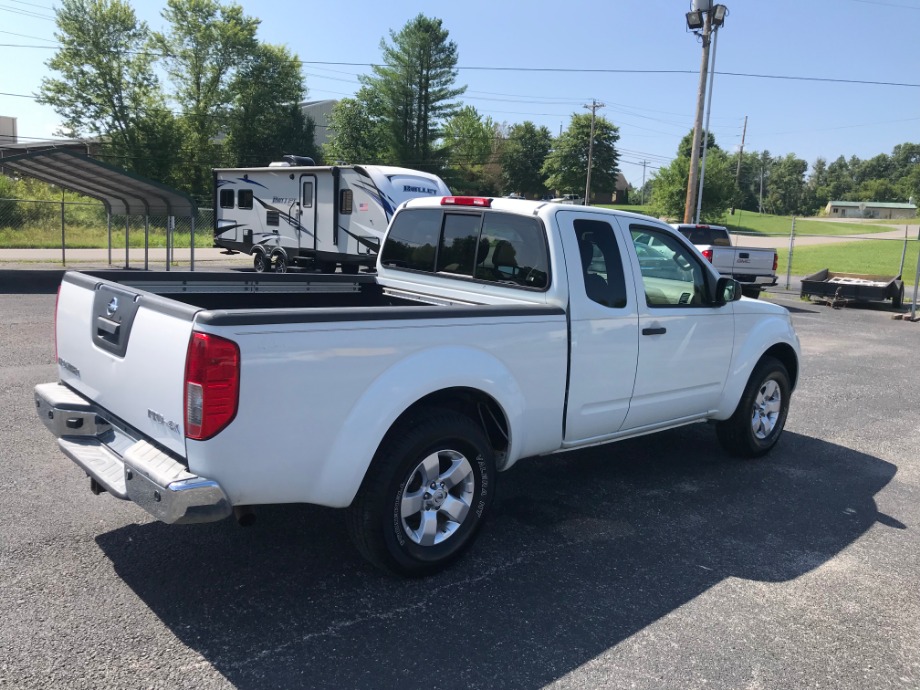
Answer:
381;208;550;290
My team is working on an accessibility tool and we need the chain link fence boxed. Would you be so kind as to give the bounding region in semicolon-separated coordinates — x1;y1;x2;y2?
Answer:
0;197;215;268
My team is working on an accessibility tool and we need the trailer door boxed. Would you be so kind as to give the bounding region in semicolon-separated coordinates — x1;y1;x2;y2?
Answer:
299;174;317;251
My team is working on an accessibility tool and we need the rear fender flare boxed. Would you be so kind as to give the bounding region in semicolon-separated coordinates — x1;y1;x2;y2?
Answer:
315;346;525;507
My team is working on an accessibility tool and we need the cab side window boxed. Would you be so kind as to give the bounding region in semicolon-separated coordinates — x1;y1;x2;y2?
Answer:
573;219;627;308
630;226;708;307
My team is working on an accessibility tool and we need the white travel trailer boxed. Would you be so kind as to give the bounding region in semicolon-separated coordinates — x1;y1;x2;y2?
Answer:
213;157;451;272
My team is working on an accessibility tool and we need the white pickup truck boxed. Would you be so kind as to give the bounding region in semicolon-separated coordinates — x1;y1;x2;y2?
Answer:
669;224;778;297
37;198;800;576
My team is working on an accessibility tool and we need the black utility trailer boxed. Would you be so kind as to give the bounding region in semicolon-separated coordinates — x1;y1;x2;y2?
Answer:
801;269;905;308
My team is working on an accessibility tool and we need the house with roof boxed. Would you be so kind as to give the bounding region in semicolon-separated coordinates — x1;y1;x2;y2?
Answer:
825;199;917;220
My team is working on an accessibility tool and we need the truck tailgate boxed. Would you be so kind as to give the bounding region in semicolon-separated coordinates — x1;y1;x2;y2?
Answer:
723;246;775;275
55;273;198;457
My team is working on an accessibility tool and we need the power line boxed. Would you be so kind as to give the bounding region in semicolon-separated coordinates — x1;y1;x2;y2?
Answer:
1;42;918;88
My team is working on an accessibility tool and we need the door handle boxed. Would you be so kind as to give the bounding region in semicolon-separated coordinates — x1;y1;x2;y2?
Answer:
642;327;667;336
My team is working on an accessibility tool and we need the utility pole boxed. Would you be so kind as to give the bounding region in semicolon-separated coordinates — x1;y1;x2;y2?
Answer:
641;160;649;205
584;99;604;207
759;164;765;214
730;115;747;215
683;10;712;224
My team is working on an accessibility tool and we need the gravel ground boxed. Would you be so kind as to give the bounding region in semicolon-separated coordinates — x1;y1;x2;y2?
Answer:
1;277;918;689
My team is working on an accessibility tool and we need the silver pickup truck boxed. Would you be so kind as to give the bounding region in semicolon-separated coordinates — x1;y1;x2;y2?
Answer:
670;224;778;297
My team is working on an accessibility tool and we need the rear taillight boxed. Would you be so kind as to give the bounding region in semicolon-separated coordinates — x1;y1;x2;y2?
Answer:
773;252;778;271
184;332;240;441
702;249;714;263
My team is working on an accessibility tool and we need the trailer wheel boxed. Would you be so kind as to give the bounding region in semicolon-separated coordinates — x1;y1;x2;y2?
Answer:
347;409;495;577
252;252;270;273
272;252;288;273
341;263;360;275
716;356;791;458
892;284;904;309
318;261;338;273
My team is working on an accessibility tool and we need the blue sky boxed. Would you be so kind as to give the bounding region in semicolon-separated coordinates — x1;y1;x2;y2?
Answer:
1;0;918;187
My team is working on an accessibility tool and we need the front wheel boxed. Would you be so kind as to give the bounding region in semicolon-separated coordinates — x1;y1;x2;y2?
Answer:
347;409;496;577
252;252;270;272
716;356;791;458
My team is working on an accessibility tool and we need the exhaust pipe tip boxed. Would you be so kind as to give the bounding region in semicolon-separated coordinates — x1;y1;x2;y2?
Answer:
233;505;256;527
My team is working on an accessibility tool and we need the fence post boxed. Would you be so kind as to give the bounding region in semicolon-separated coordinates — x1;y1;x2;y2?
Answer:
125;216;129;269
784;216;796;290
899;225;908;277
107;213;112;266
190;213;195;271
144;215;149;271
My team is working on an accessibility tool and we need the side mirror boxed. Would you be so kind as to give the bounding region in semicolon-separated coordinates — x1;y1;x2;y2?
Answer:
715;277;743;305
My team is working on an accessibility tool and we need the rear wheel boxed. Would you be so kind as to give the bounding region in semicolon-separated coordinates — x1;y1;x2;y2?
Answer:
252;252;269;273
347;409;496;577
272;253;288;273
716;356;791;458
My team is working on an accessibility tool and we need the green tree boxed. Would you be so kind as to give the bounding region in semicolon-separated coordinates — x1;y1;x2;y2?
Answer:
360;14;466;172
224;44;318;167
324;92;388;163
765;154;808;215
678;129;718;159
650;149;734;222
155;0;259;195
441;106;495;193
501;121;553;198
825;156;854;202
38;0;179;182
542;113;620;199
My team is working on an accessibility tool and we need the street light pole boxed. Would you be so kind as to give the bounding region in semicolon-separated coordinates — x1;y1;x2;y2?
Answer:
683;10;712;224
695;22;720;224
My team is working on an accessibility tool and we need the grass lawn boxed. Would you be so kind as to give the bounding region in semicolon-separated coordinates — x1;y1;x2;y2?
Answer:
0;226;213;249
777;239;920;288
595;206;895;238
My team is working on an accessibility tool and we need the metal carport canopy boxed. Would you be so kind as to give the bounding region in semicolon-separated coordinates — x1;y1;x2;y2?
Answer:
0;148;196;217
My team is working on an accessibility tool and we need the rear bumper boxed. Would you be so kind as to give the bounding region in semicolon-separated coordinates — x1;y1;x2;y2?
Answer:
35;382;231;525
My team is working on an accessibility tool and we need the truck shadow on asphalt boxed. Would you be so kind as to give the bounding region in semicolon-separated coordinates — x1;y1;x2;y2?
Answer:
95;426;899;690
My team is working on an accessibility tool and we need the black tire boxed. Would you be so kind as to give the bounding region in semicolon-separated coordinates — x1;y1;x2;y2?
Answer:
892;284;904;309
347;409;496;577
319;261;338;273
272;253;288;273
716;356;791;458
741;285;762;300
341;263;360;275
252;252;269;273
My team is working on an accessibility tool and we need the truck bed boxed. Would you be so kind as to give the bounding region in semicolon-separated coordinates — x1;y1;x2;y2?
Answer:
80;270;425;311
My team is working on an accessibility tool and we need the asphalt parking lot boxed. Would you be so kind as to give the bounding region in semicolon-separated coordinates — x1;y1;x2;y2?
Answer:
1;275;918;689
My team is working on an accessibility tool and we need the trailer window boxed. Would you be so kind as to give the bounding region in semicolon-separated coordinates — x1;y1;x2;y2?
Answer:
340;189;353;214
238;189;253;210
219;189;235;209
302;181;313;208
266;210;279;227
